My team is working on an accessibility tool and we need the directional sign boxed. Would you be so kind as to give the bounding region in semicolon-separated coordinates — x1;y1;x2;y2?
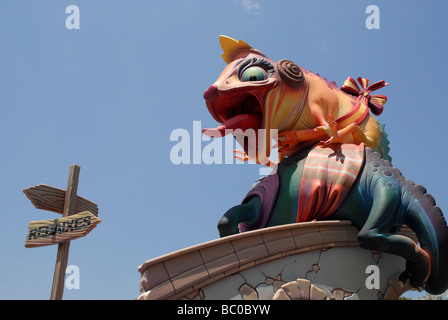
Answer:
24;164;100;300
25;211;101;248
23;184;98;216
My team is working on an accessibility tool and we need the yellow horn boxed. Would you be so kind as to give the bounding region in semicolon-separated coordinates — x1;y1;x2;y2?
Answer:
219;35;252;64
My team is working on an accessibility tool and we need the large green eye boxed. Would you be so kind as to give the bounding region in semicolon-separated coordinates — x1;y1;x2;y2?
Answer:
241;66;269;82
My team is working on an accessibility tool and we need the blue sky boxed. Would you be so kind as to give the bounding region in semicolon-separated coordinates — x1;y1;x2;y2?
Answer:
0;0;447;299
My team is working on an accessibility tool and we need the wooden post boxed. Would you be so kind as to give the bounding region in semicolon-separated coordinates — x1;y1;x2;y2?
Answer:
50;164;80;300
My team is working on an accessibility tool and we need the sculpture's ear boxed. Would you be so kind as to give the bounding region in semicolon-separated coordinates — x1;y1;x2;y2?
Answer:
277;60;304;88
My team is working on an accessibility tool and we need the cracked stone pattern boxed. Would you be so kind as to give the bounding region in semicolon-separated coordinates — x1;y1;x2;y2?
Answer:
138;222;418;300
196;247;408;300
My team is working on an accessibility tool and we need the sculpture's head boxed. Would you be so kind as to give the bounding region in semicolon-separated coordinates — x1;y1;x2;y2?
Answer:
203;35;309;163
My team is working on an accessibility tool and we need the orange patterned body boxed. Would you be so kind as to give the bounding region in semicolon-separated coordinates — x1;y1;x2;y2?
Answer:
272;70;389;160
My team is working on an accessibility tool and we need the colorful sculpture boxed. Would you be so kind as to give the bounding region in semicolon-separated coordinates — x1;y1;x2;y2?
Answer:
203;36;391;165
203;36;448;295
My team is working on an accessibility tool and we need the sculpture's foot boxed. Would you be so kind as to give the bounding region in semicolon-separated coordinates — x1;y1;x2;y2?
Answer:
217;216;238;237
399;246;431;291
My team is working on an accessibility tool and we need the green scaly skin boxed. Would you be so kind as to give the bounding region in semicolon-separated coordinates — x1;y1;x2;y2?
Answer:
218;145;448;294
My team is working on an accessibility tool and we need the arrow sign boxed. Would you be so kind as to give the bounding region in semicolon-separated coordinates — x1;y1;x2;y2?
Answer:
23;184;98;217
25;211;101;248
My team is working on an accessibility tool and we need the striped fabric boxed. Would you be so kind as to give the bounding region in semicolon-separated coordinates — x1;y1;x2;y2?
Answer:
296;143;365;222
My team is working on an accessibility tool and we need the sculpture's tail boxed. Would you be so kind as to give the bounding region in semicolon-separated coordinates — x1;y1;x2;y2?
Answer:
402;181;448;294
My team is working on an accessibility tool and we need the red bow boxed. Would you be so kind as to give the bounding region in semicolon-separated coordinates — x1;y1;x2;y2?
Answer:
340;77;389;116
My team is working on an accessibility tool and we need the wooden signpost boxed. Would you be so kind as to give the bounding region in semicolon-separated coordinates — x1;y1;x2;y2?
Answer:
24;164;100;300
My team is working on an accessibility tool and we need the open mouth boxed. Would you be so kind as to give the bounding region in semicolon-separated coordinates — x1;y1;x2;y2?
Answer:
203;91;263;138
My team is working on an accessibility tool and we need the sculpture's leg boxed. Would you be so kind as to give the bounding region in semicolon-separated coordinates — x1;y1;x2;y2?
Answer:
217;196;262;237
320;122;379;152
330;123;378;150
323;123;356;145
357;179;431;290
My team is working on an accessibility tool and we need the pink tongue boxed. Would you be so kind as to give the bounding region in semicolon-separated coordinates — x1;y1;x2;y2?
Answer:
203;114;261;137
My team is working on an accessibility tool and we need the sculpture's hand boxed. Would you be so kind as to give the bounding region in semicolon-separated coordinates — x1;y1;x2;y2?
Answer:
234;149;277;169
233;149;249;162
274;130;301;152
